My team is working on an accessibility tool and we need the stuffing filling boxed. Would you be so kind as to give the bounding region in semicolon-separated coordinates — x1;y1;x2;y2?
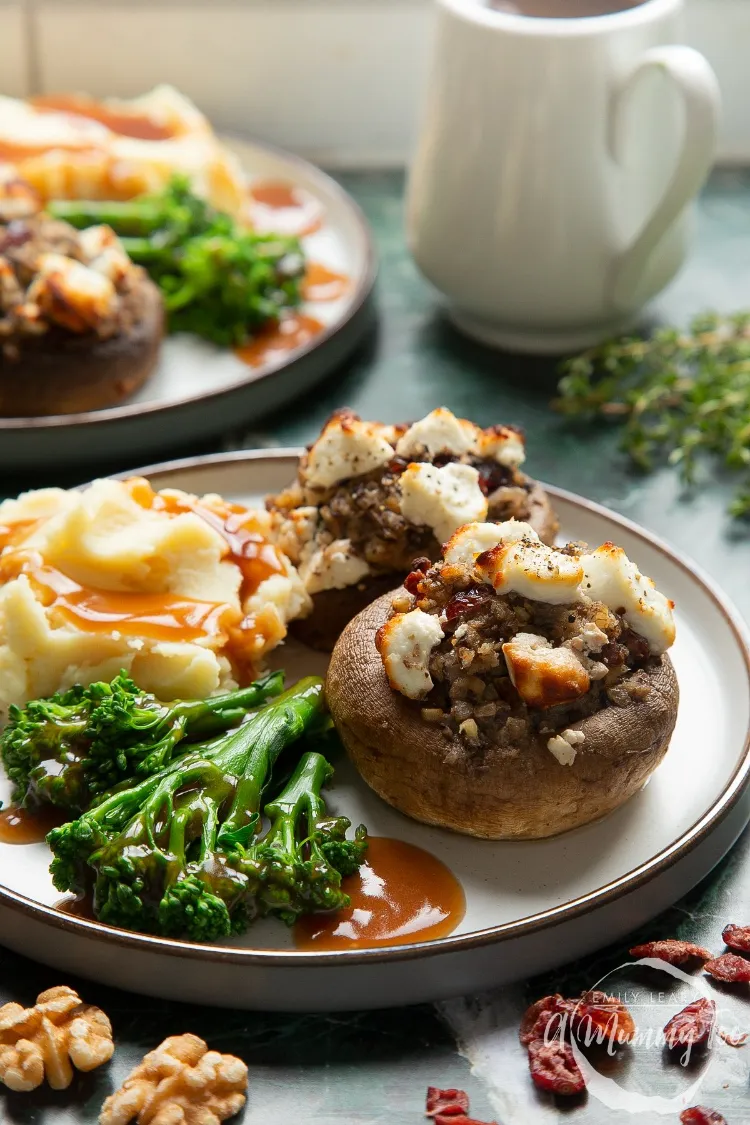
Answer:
0;174;150;359
377;521;676;764
267;407;547;594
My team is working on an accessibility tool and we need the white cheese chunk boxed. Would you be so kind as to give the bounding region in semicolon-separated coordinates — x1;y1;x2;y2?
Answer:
582;544;675;654
78;224;133;283
396;408;476;459
378;608;444;700
482;539;584;605
474;426;526;468
502;632;590;709
443;520;536;569
399;462;488;546
28;252;117;330
305;413;394;489
299;538;370;594
547;728;585;766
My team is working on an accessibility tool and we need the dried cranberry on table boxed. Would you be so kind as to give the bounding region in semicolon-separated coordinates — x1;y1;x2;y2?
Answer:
629;939;713;967
721;924;750;954
424;1085;498;1125
570;990;636;1046
527;1038;586;1096
425;1087;470;1117
680;1109;728;1125
519;995;572;1046
705;953;750;983
663;999;716;1049
718;1027;747;1047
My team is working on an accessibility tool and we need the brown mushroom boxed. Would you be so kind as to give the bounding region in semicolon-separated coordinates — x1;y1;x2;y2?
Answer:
326;591;679;840
0;278;163;417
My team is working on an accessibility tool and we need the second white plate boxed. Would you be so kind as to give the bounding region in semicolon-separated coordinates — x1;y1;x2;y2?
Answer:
0;141;375;471
0;451;748;1010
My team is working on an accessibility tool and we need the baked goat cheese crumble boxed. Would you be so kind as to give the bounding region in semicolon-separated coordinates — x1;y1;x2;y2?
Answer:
376;608;444;700
547;729;586;766
443;522;675;655
269;407;531;595
380;519;676;764
399;462;488;546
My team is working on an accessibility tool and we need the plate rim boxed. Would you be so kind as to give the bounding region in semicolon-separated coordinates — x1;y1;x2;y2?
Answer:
0;138;377;433
2;448;749;968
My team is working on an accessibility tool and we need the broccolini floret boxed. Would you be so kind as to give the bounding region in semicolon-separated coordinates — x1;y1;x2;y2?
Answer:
1;669;283;811
48;176;305;347
47;677;367;940
252;751;368;924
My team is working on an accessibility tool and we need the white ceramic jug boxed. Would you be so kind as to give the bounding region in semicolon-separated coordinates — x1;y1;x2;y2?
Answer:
407;0;720;353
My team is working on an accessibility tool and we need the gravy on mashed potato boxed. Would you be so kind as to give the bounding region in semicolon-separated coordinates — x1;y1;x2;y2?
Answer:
0;477;311;714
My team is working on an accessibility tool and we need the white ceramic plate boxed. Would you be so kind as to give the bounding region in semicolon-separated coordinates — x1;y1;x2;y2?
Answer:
0;142;375;471
1;450;749;1011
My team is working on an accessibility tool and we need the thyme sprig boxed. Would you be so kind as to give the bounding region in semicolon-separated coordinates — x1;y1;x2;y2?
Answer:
554;311;750;516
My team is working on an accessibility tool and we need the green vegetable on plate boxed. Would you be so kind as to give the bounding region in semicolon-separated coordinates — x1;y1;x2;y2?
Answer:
49;176;306;347
1;669;284;812
47;677;368;941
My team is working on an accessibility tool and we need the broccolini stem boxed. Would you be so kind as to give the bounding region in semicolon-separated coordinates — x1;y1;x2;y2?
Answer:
164;670;284;739
264;751;332;838
47;198;168;235
218;677;326;846
119;237;170;263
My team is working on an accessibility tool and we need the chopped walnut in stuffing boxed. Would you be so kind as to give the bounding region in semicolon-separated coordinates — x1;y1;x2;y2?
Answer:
99;1033;248;1125
0;985;113;1091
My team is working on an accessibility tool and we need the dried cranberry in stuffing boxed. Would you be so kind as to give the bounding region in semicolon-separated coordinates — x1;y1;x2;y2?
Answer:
387;456;409;474
0;220;31;252
570;990;636;1046
445;587;492;621
404;571;423;596
680;1109;727;1125
425;1087;470;1117
476;462;511;497
663;998;716;1049
519;995;572;1046
404;556;432;596
598;641;627;668
527;1038;586;1096
629;939;713;966
619;628;651;665
705;953;750;983
722;924;750;954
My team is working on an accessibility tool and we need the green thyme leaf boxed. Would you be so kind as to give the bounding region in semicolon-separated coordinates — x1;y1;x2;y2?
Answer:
554;311;750;516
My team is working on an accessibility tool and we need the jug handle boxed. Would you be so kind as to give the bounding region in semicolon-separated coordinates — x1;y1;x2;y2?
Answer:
607;45;720;313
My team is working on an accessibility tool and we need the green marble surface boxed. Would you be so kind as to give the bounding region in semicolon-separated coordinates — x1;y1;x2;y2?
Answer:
3;169;750;1122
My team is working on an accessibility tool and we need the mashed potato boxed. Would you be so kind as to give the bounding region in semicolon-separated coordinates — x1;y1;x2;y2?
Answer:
0;477;311;715
0;86;248;218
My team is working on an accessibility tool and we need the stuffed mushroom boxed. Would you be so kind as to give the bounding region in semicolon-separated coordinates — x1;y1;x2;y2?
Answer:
0;175;163;416
267;407;558;650
326;520;678;839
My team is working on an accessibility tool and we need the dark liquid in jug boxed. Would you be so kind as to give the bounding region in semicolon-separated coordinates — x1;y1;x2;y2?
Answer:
489;0;646;15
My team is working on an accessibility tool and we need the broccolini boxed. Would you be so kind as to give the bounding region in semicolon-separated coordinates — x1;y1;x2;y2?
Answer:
47;677;367;940
49;177;305;346
1;669;283;811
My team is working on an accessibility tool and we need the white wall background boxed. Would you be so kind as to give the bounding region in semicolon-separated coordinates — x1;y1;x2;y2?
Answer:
0;0;747;166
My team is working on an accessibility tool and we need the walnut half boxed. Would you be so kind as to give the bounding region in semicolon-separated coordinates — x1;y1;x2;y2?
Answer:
0;985;114;1091
99;1033;248;1125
